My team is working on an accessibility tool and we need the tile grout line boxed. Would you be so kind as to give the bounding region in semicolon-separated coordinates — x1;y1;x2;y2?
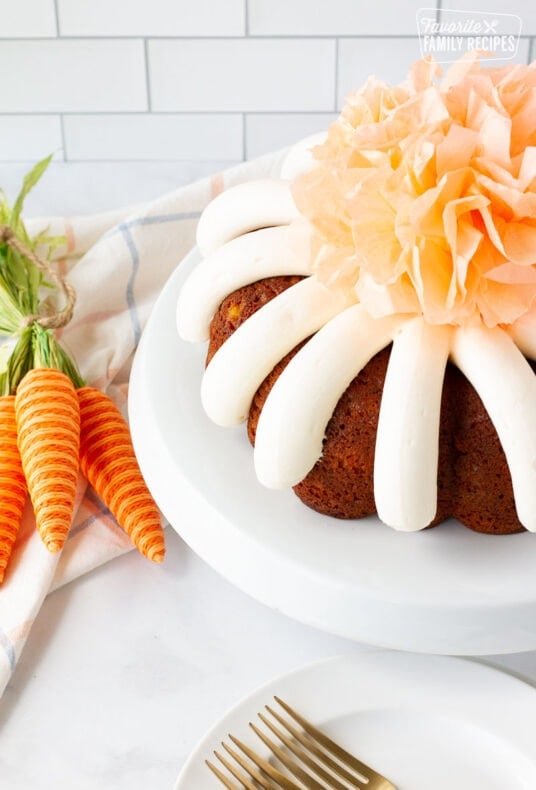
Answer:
0;32;532;43
528;37;534;63
242;113;247;160
52;0;60;36
436;0;442;25
144;38;152;111
0;110;341;117
59;113;67;161
0;34;436;42
244;0;249;36
0;157;242;164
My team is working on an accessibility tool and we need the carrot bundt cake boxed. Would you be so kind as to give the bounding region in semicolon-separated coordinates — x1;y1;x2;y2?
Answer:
177;53;536;535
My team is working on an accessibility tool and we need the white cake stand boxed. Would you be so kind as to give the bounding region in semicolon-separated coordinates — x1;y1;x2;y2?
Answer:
129;248;536;655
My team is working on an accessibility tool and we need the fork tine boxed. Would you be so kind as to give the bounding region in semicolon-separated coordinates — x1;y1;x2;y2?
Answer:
275;696;379;781
206;758;242;789
258;711;364;790
228;734;302;790
265;705;366;788
221;742;278;790
250;722;328;790
215;748;268;790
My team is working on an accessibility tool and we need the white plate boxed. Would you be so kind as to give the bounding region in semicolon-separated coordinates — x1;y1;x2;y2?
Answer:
174;652;536;789
129;248;536;655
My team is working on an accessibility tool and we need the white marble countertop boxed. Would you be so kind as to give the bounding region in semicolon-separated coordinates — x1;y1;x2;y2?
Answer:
1;162;536;790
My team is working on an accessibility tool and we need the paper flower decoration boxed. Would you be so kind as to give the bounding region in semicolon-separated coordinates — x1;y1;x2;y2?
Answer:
293;52;536;328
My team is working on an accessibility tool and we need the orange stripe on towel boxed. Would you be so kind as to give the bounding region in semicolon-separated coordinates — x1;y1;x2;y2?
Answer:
106;382;129;407
65;220;76;254
210;172;224;198
8;619;35;648
63;308;123;333
90;366;120;391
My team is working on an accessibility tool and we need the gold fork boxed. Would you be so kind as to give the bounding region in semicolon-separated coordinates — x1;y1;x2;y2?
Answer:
206;696;396;790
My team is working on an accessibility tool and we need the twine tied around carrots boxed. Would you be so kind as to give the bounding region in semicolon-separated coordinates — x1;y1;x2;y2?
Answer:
0;224;76;330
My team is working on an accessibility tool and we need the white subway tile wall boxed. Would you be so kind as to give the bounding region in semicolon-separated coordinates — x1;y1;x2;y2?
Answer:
2;116;63;160
0;40;147;113
338;38;424;106
57;0;245;37
246;113;338;159
149;38;336;111
0;0;534;162
249;0;434;36
0;0;56;38
440;0;536;35
64;114;244;161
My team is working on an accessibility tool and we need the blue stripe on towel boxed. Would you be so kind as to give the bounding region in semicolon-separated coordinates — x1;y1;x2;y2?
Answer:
119;223;142;346
118;211;201;346
0;628;16;674
129;211;201;228
103;210;200;240
69;486;116;540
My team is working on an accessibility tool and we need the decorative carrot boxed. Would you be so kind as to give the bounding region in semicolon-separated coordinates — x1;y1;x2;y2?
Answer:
0;395;27;582
77;387;165;563
0;156;165;570
15;368;80;554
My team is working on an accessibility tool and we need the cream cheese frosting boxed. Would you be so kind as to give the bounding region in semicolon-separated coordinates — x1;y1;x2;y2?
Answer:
507;308;536;362
374;319;451;531
254;305;401;489
196;179;300;257
201;276;353;426
450;325;536;531
177;222;312;342
279;132;327;181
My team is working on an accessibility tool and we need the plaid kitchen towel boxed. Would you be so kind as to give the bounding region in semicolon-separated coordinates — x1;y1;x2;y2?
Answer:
0;149;288;696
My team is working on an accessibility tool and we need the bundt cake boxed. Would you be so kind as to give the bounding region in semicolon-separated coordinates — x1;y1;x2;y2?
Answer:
176;53;536;535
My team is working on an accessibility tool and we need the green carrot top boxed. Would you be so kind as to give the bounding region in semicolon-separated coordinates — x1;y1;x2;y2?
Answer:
0;155;85;395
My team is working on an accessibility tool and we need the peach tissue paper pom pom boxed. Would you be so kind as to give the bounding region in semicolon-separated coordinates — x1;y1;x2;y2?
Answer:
292;52;536;328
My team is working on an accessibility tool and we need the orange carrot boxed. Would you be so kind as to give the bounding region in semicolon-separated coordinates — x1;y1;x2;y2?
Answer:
77;387;165;563
0;395;27;582
15;368;80;553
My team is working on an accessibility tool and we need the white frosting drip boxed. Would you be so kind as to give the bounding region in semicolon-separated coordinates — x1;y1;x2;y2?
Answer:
507;306;536;361
177;222;313;342
201;277;353;426
374;318;451;532
254;306;401;488
280;132;327;181
196;179;300;257
451;324;536;532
